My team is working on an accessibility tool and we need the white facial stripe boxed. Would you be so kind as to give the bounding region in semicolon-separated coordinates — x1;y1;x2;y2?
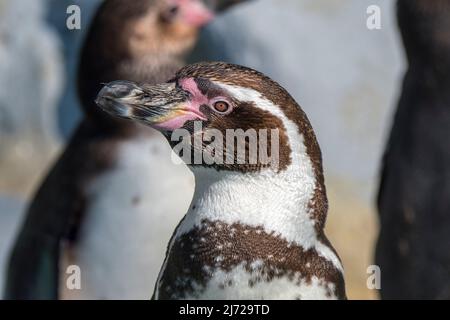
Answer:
219;85;342;269
216;83;309;170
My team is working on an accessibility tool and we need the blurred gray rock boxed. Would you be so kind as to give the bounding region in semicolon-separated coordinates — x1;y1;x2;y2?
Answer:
192;0;405;202
0;0;63;194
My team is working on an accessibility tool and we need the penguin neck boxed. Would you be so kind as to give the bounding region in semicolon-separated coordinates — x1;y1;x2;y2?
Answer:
177;162;322;250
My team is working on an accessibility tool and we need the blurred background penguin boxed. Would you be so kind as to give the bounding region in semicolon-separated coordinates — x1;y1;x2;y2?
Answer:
3;0;249;300
377;0;450;300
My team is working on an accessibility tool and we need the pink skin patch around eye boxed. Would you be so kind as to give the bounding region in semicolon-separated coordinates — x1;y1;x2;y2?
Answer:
180;78;208;105
152;78;207;131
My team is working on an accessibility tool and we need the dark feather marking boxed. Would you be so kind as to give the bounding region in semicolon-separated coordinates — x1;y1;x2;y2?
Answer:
156;220;346;300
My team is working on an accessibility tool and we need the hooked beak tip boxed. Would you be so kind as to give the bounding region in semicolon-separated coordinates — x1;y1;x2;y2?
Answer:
96;81;139;101
95;81;142;117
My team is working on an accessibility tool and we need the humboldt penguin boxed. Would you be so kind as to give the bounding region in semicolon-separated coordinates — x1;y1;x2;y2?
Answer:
377;0;450;299
96;62;347;300
5;0;246;300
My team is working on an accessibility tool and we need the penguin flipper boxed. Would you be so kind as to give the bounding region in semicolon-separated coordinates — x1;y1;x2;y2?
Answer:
3;121;100;300
4;232;60;300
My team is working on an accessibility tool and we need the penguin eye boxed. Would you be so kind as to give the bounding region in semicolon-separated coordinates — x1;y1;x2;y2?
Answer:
168;6;179;16
161;5;179;23
212;101;231;114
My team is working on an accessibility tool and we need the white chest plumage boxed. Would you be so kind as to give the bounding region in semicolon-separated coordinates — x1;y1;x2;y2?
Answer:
61;134;194;300
184;266;339;300
154;168;342;300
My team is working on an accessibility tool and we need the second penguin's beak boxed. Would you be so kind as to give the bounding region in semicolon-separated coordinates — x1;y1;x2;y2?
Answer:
95;80;205;132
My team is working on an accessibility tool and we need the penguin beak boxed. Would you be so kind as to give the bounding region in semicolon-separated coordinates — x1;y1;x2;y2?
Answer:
182;0;215;27
96;80;205;131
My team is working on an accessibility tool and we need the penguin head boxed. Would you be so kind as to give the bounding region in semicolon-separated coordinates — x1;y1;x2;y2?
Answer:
86;0;216;61
96;62;322;175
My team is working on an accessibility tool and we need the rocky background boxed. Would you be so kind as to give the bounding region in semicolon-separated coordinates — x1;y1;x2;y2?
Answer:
0;0;404;299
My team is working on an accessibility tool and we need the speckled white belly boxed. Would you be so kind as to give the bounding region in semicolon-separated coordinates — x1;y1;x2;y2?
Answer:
60;134;193;300
180;265;338;300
